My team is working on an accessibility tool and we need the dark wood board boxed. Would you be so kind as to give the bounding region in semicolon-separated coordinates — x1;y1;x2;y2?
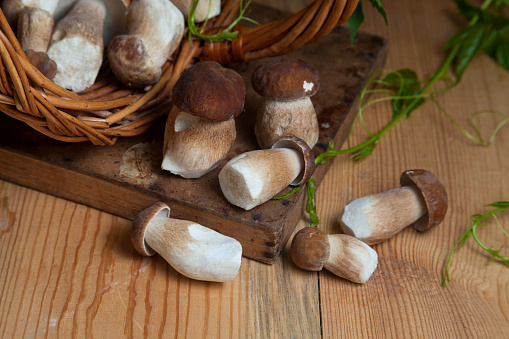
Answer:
0;18;387;264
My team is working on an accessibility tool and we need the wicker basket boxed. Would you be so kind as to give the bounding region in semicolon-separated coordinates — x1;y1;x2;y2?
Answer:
0;0;359;145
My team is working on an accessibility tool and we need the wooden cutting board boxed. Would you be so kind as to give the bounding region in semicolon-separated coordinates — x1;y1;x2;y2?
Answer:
0;19;387;264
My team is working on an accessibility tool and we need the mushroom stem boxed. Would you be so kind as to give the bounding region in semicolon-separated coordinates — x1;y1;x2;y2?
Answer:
324;234;378;284
17;6;54;53
340;185;427;245
145;218;242;282
219;148;303;210
162;107;236;178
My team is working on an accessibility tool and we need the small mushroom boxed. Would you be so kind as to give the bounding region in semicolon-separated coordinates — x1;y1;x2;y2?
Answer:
162;61;245;178
108;0;184;88
2;0;60;28
219;136;315;210
131;202;242;282
17;7;57;79
251;58;320;149
172;0;221;23
340;169;448;245
291;227;378;284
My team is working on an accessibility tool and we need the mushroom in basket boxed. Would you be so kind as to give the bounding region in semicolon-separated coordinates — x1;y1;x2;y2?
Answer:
162;61;246;178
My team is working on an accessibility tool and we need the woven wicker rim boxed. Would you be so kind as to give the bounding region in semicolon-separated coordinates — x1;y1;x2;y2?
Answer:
0;0;358;145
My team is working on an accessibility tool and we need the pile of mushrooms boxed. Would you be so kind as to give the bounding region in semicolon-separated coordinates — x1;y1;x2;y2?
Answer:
3;0;218;91
162;61;245;178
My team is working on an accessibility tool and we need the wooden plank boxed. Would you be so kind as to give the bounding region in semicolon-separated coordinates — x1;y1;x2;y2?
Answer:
0;22;388;264
0;180;321;338
314;1;509;338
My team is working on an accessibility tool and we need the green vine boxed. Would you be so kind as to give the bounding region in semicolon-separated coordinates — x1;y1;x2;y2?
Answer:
187;0;259;42
442;201;509;287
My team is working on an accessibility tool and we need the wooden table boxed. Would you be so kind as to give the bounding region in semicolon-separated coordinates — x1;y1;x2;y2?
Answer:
1;0;508;337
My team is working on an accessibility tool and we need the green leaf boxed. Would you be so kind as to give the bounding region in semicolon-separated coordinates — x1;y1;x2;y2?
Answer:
485;201;509;209
351;143;375;162
495;40;509;70
382;69;424;118
454;0;481;21
347;0;364;45
454;24;486;80
367;0;388;25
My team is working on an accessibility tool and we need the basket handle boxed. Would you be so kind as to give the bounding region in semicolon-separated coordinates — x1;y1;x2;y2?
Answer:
200;0;359;64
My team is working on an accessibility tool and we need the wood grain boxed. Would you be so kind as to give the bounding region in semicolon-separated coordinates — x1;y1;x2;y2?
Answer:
1;0;509;338
0;180;321;338
313;1;509;338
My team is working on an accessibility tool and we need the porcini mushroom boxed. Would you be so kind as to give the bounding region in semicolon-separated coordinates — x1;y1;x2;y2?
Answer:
2;0;60;27
17;6;57;79
107;0;184;88
291;227;378;284
251;58;320;149
172;0;221;23
219;136;315;210
162;61;245;178
340;169;448;245
47;0;107;92
131;202;242;282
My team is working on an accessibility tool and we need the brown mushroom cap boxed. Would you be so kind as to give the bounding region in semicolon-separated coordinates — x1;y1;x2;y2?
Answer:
172;61;246;121
400;169;448;232
131;202;171;256
291;227;330;271
251;58;320;101
272;136;315;186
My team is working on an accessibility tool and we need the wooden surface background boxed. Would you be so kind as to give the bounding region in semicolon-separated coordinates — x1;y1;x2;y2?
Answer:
1;0;508;338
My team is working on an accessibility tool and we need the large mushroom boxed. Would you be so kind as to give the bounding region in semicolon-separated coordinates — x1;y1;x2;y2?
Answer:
251;58;320;149
162;61;245;179
339;169;448;245
107;0;184;88
131;202;242;282
219;136;315;210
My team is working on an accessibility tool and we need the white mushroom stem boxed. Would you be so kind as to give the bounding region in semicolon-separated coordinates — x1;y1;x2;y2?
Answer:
255;97;319;149
325;234;378;284
145;217;242;282
340;185;427;245
47;0;106;92
162;108;236;178
172;0;221;23
219;148;303;210
17;6;54;52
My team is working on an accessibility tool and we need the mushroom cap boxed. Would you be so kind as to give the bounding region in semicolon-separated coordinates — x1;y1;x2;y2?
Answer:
400;169;448;232
172;61;246;121
251;58;320;101
291;227;330;271
272;136;315;186
131;202;171;256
